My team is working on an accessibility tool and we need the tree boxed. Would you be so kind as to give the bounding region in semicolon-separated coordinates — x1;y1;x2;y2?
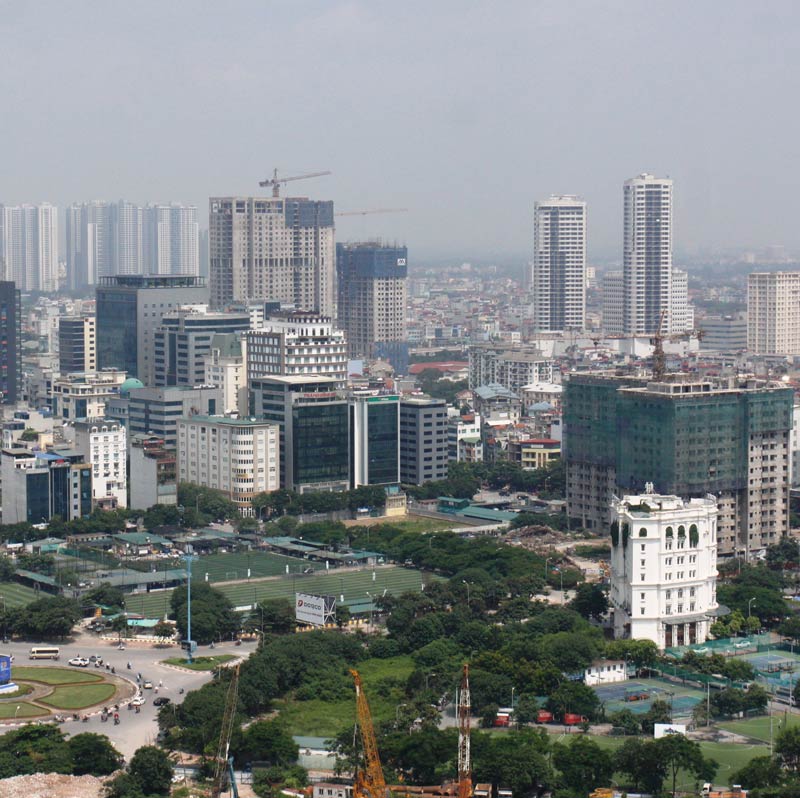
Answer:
83;583;125;610
604;639;658;672
153;621;175;643
731;755;783;790
106;772;146;798
552;735;613;795
234;719;299;768
110;615;129;643
654;734;716;798
128;745;174;796
0;556;15;582
257;599;296;634
545;681;600;721
12;596;81;639
335;605;351;629
66;733;123;775
171;582;238;644
569;583;608;621
776;726;800;771
640;698;672;734
613;737;667;794
779;615;800;645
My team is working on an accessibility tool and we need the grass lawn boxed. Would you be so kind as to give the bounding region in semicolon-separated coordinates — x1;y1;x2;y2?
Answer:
0;684;33;699
0;582;40;608
278;655;415;738
162;654;236;671
11;667;103;685
369;516;461;534
718;711;800;742
39;682;117;709
0;701;46;719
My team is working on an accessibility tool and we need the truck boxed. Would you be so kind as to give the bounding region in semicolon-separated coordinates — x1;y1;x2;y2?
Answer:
702;785;748;798
536;710;554;723
563;713;587;726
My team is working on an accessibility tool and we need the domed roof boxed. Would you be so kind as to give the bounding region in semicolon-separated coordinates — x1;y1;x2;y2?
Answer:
119;377;145;396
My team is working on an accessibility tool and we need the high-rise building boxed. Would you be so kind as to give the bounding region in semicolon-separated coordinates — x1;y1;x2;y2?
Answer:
209;196;335;314
698;315;747;352
0;204;58;292
468;344;554;392
623;174;673;336
336;242;408;367
399;397;449;485
178;416;279;515
747;271;800;355
563;373;793;558
95;274;209;384
249;375;349;493
144;204;200;276
245;312;348;388
153;308;250;387
609;488;719;649
58;316;96;374
204;333;247;415
129;434;177;510
531;196;587;332
70;418;127;509
116;200;143;276
349;394;400;488
0;281;21;404
601;270;624;335
66;201;115;289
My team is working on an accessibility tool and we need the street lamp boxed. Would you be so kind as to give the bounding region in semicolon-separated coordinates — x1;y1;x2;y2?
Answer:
511;686;516;709
462;580;471;603
366;591;374;632
545;557;552;582
14;705;21;720
748;597;757;618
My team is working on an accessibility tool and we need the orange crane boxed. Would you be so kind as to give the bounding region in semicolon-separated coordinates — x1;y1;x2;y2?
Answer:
350;669;388;798
258;168;332;197
335;208;409;217
457;664;472;798
211;663;241;798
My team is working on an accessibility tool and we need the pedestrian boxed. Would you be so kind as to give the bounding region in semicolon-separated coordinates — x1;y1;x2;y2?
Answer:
158;680;163;688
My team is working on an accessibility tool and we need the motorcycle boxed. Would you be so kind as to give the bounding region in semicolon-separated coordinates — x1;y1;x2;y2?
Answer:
82;715;89;723
113;716;120;726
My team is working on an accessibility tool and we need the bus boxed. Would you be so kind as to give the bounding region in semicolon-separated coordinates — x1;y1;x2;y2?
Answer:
28;646;60;660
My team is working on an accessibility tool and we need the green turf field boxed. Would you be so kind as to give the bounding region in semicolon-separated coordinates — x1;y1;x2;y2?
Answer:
12;666;103;685
0;702;46;719
0;582;41;608
38;682;117;709
124;565;438;618
718;710;800;742
162;654;236;671
192;551;324;582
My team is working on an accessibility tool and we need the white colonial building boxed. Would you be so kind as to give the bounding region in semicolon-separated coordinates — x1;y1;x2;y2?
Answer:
609;486;719;650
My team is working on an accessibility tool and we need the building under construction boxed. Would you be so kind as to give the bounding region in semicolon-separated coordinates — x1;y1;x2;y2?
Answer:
563;372;793;558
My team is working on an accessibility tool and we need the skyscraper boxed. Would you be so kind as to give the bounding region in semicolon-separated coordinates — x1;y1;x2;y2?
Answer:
531;195;587;332
0;281;22;404
747;271;800;355
58;315;96;374
623;174;673;335
66;201;115;289
0;204;58;292
144;204;199;276
209;196;335;314
336;242;408;366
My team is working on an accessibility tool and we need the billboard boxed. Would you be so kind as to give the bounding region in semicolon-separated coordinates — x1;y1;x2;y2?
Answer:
295;593;336;626
0;656;11;685
654;723;687;739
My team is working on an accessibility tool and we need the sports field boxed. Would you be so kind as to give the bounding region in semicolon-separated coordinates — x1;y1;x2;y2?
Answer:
0;582;41;608
719;710;800;742
192;551;324;582
595;677;704;718
124;565;437;617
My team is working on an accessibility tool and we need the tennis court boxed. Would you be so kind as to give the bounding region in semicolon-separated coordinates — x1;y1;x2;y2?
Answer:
596;677;704;718
123;565;438;618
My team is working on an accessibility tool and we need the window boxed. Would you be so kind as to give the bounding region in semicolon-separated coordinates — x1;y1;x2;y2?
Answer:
641;592;645;600
666;590;671;599
677;589;683;598
641;544;646;552
639;527;647;537
640;573;645;581
665;526;674;538
666;605;672;614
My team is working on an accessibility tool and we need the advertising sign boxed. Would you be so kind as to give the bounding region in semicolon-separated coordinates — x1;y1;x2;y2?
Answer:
654;723;687;739
0;656;11;685
295;593;336;626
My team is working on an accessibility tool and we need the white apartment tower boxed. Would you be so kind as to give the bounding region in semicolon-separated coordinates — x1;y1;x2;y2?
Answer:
0;203;59;291
602;270;624;334
531;195;587;331
623;174;674;336
209;196;335;315
66;201;115;288
144;204;200;276
748;271;800;355
610;488;719;650
71;418;128;509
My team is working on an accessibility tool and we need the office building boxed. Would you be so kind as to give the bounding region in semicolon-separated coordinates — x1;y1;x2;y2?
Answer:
622;174;673;335
336;243;408;367
95;274;209;384
349;394;400;488
204;333;247;415
698;315;747;352
0;204;58;292
448;411;483;462
153;308;249;387
1;448;92;524
609;488;719;649
127;385;222;449
129;434;177;510
144;204;200;276
58;316;96;374
245;312;348;388
70;418;127;509
747;271;800;355
399;397;449;485
0;282;21;404
531;196;587;332
507;437;561;470
51;369;128;421
563;373;793;557
468;344;554;392
249;375;349;493
209;196;335;315
177;416;279;515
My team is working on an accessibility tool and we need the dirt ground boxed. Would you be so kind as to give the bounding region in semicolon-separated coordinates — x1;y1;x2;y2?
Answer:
0;773;109;798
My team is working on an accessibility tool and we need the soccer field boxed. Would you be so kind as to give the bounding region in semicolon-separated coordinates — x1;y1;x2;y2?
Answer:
123;565;437;617
718;710;800;742
192;550;323;582
0;582;41;608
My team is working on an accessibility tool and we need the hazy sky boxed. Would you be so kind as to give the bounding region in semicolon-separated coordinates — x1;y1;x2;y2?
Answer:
2;1;799;262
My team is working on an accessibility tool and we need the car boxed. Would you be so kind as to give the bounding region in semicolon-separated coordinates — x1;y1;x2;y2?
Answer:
142;680;153;689
131;695;146;706
152;696;171;707
68;657;89;667
88;655;103;664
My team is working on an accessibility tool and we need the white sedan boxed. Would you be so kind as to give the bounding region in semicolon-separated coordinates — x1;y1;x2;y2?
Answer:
68;657;89;667
131;695;146;706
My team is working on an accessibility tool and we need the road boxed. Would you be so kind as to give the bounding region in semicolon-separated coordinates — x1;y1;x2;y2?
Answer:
0;631;251;759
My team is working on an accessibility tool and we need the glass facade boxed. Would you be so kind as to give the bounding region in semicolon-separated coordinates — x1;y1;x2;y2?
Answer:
292;404;349;487
26;472;50;524
367;402;399;485
96;288;138;376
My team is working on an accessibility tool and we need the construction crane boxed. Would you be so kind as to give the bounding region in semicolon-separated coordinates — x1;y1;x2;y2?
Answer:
350;669;388;798
258;168;332;198
651;308;668;381
457;664;472;798
335;208;409;217
211;664;241;798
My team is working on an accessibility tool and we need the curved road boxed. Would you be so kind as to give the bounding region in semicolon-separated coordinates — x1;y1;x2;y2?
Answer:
0;631;251;758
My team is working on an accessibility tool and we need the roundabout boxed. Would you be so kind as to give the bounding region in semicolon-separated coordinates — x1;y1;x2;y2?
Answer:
0;666;133;721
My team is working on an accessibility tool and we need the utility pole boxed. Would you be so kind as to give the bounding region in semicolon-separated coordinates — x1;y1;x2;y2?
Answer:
183;548;196;665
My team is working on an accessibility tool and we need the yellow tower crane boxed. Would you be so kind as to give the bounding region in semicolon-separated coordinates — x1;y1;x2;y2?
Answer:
350;669;389;798
211;663;241;798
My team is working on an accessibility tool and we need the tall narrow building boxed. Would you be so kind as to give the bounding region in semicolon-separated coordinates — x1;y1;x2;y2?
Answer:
748;271;800;355
531;196;587;332
66;201;115;289
0;281;21;404
144;204;199;276
336;242;408;368
623;174;673;335
209;196;335;314
0;204;58;292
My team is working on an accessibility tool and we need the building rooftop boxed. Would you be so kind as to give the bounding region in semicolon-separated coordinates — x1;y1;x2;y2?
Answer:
474;383;519;400
179;415;277;427
97;275;206;288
